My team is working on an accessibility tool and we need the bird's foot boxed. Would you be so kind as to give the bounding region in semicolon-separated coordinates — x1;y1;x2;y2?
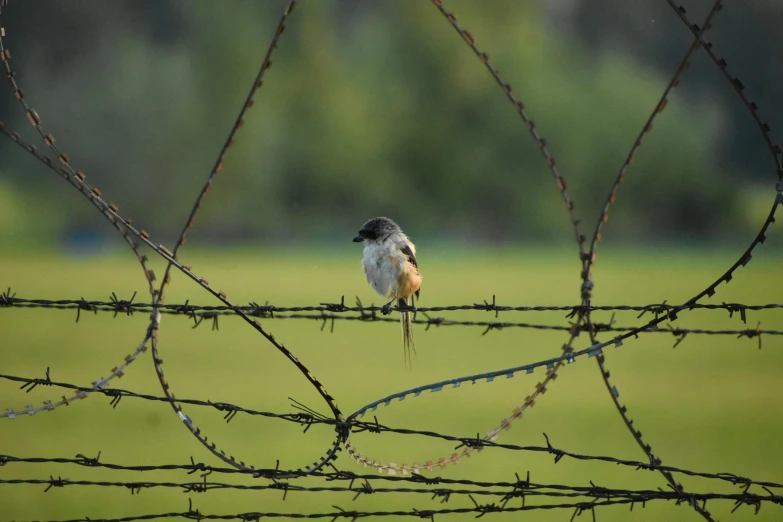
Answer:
381;301;395;315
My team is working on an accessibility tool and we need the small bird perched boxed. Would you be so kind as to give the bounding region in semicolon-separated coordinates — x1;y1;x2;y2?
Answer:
353;217;422;367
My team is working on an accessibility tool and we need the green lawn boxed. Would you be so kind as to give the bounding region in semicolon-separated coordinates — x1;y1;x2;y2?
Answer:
0;246;781;521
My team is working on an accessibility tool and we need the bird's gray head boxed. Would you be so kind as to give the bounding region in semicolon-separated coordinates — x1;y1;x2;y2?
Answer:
352;216;400;243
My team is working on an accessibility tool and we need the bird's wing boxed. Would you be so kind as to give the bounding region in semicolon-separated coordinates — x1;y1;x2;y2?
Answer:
399;241;420;300
399;242;418;269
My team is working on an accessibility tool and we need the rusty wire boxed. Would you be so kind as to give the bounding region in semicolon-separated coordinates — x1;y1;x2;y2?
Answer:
1;0;782;521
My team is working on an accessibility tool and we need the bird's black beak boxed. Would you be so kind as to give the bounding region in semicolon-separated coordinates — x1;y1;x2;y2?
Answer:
352;234;363;243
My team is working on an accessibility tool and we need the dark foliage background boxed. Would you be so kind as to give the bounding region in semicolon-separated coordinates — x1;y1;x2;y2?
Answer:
1;0;781;248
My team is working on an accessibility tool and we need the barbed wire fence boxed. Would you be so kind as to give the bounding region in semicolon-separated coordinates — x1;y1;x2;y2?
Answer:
1;0;782;520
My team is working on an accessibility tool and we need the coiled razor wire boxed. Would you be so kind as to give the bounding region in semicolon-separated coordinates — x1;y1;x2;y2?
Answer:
0;0;346;478
1;0;782;520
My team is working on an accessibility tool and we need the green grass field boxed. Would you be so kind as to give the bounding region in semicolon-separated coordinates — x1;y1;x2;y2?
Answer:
1;246;781;521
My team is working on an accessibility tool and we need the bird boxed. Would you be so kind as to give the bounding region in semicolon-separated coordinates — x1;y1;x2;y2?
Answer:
353;217;421;368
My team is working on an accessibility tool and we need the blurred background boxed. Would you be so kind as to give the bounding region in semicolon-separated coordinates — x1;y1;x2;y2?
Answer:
0;0;781;249
1;1;782;521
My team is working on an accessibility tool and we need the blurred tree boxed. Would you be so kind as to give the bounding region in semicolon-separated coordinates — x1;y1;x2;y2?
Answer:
0;0;776;248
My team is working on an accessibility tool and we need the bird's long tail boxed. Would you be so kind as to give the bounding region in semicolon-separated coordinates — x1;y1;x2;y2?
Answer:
399;297;416;369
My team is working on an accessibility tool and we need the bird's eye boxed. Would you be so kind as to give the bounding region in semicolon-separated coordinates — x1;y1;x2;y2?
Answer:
362;230;377;240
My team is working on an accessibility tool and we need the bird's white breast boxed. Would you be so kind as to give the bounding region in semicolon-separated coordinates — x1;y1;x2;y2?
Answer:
361;240;403;299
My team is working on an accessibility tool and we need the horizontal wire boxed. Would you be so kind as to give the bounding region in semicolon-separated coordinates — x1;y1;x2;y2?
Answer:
0;476;724;500
1;294;778;339
4;491;782;522
2;371;782;491
3;293;781;315
2;477;758;522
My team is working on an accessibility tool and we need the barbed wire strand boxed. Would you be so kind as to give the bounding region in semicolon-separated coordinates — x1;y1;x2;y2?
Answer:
5;294;783;315
0;289;783;349
1;476;780;516
2;371;783;493
0;497;763;522
1;295;778;344
0;470;779;520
